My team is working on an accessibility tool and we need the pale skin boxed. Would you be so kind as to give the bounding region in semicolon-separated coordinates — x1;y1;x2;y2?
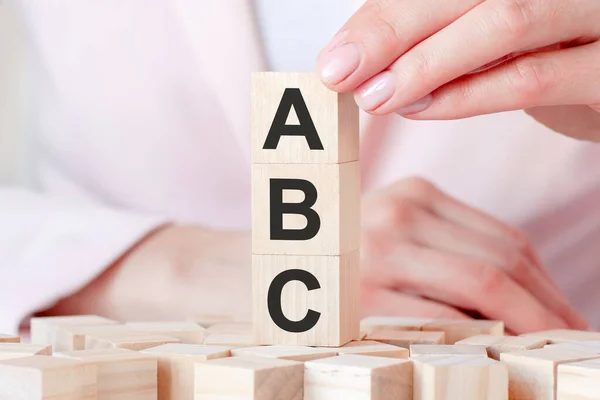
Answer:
44;0;596;332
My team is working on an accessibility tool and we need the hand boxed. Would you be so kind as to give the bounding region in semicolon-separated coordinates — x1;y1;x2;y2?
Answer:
317;0;600;140
359;177;589;334
42;226;252;322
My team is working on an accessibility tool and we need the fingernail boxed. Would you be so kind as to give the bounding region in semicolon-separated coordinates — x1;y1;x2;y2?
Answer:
318;43;361;85
355;71;396;111
395;94;434;115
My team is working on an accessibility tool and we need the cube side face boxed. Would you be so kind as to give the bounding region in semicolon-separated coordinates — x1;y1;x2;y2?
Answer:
252;252;360;347
557;364;600;399
41;364;97;400
304;363;371;400
371;362;413;400
195;364;254;399
255;364;304;400
251;72;358;165
0;366;41;399
502;355;554;400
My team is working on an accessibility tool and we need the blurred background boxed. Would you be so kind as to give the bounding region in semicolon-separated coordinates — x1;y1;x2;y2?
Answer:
0;0;28;185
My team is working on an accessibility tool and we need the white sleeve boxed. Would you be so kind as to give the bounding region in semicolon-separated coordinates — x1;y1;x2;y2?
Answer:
0;188;168;334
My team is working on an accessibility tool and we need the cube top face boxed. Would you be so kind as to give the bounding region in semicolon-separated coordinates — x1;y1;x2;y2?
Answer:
0;334;19;343
337;340;409;357
457;335;546;348
142;343;233;356
198;356;301;372
0;355;83;371
306;354;410;372
0;344;50;355
251;72;358;165
367;330;445;344
521;329;600;343
232;345;337;361
560;358;600;372
409;344;488;357
500;348;600;364
57;347;150;362
31;315;115;326
412;354;497;368
360;317;434;333
545;341;600;353
126;321;205;331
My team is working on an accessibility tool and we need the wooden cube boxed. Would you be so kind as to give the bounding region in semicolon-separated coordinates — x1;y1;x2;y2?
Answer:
251;162;360;255
545;341;600;354
85;330;180;351
231;345;336;362
304;354;412;400
360;317;434;335
126;321;205;344
253;252;359;347
412;355;507;400
56;348;157;400
142;344;232;400
187;315;237;328
521;330;600;344
202;333;256;347
30;315;117;347
0;355;97;399
0;334;20;343
456;335;548;360
410;344;488;358
0;343;52;360
194;356;303;399
500;348;600;400
336;341;409;359
366;330;445;348
54;325;132;352
251;72;358;165
557;358;600;399
422;320;504;344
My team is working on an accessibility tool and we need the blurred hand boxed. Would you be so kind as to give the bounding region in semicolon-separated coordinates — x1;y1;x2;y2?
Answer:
359;177;589;334
317;0;600;140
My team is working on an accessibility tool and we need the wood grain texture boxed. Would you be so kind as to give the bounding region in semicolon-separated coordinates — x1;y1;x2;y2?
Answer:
457;335;547;360
231;345;336;362
521;330;600;344
412;355;508;400
85;330;180;351
202;333;256;347
251;162;360;255
252;252;360;347
30;315;117;348
410;344;488;358
54;325;132;352
335;341;410;359
422;320;504;344
0;343;52;360
367;330;445;348
304;354;413;400
56;348;157;400
0;355;97;399
194;356;303;400
251;72;358;164
557;358;600;400
126;322;206;344
360;317;434;335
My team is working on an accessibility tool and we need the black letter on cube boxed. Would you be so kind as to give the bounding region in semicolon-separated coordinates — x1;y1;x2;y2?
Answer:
268;269;321;333
263;88;324;150
270;179;321;241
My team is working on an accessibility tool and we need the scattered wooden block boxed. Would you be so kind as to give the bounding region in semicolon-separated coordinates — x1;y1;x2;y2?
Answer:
521;330;600;344
456;335;547;360
251;163;360;256
545;341;600;355
56;348;157;400
557;358;600;400
187;315;238;328
231;345;336;362
422;319;504;344
0;334;19;343
336;340;409;359
360;317;434;335
202;333;256;347
205;323;253;335
0;355;97;399
500;348;600;400
85;330;180;351
304;354;412;400
412;355;507;400
366;330;445;348
253;252;360;347
143;343;233;400
30;314;117;347
0;343;52;360
126;321;205;344
251;72;359;165
53;324;132;351
195;356;304;399
410;344;488;358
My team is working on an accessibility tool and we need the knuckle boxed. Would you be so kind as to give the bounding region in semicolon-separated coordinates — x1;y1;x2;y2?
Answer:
509;56;558;102
491;0;537;38
391;198;417;227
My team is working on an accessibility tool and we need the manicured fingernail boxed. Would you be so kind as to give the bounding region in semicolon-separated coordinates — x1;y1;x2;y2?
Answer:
355;71;396;111
318;43;361;85
395;94;433;115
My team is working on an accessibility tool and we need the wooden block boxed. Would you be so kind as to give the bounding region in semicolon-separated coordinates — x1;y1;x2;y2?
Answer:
545;341;600;354
0;355;97;399
360;317;434;335
85;330;180;351
30;314;117;346
456;335;547;360
410;344;488;358
366;330;445;348
0;334;20;343
231;345;336;362
521;330;600;344
205;323;253;335
557;358;600;399
0;343;52;360
202;333;256;347
126;321;205;344
251;162;360;255
142;344;232;400
187;315;238;328
251;72;358;165
304;354;412;400
336;340;409;359
252;252;360;347
500;348;600;400
54;324;132;352
56;348;157;400
194;356;303;399
422;319;504;344
412;355;508;400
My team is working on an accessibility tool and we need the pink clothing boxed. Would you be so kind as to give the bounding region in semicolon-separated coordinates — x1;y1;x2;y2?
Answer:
2;1;600;333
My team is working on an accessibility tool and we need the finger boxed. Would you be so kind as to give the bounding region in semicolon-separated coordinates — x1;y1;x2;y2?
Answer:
407;41;600;120
360;282;471;320
354;0;593;114
368;241;570;333
316;0;485;92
